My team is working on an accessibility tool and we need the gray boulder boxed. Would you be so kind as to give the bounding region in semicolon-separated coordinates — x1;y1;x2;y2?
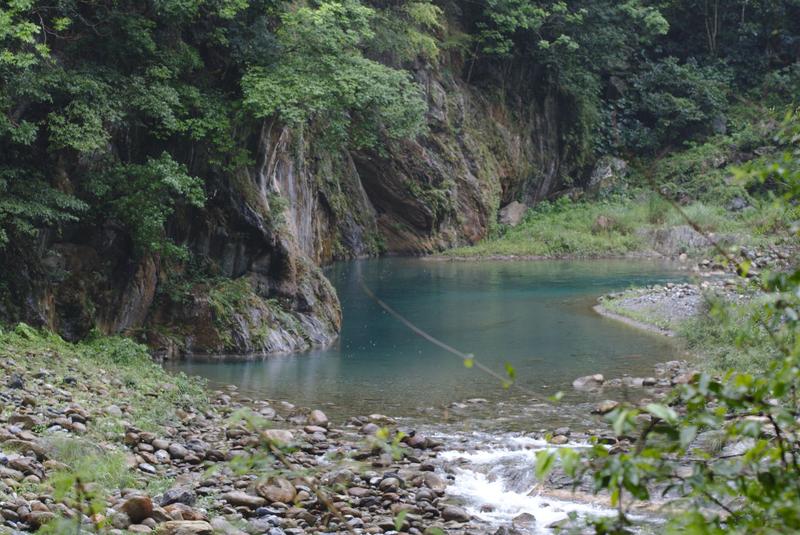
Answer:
498;201;527;227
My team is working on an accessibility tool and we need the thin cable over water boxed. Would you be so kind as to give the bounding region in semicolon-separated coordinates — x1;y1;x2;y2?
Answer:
356;275;545;400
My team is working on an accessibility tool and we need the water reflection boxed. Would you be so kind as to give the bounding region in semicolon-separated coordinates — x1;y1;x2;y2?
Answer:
170;258;685;419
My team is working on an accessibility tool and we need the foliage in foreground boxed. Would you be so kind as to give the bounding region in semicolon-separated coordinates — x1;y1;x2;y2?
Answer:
537;111;800;533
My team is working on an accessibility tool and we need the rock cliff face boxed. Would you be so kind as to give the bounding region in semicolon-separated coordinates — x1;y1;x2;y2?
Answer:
296;68;574;259
0;65;579;358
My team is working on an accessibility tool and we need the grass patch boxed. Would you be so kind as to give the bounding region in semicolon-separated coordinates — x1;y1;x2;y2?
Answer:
0;324;207;434
43;436;137;491
447;196;645;257
679;296;783;374
446;191;793;258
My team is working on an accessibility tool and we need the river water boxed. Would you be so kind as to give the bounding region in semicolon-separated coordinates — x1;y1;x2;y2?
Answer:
171;257;686;532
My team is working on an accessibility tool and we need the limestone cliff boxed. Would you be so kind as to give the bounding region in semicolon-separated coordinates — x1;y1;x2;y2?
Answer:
0;64;579;358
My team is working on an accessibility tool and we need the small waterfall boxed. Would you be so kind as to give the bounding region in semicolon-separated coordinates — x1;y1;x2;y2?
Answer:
435;433;616;534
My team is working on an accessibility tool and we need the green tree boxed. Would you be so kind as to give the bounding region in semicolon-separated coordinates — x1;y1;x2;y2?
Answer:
242;0;426;149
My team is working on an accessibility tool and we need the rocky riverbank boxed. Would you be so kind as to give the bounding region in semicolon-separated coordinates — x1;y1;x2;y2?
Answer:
0;328;481;535
593;243;798;337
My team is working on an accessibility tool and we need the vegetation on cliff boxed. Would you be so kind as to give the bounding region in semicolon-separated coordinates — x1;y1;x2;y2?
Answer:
0;0;436;254
449;103;800;258
1;0;797;257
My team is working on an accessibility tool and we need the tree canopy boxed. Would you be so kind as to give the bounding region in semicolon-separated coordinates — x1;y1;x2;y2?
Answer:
0;0;798;253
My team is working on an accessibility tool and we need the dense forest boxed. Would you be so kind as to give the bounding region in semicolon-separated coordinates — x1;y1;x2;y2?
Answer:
1;1;800;534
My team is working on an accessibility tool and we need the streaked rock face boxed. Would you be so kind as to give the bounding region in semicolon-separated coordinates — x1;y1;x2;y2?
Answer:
1;65;576;357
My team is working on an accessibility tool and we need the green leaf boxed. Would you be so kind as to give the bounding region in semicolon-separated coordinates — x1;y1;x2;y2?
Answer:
612;408;633;436
504;362;517;381
680;425;697;448
645;403;678;424
535;450;557;480
394;510;408;531
737;260;751;278
559;448;580;476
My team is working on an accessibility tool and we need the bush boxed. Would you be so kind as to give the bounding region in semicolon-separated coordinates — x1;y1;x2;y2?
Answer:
607;58;731;153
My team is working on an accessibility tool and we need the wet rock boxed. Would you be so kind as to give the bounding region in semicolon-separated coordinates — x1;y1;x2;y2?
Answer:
0;465;23;482
347;487;372;498
71;421;87;433
572;374;604;390
415;488;436;503
549;434;569;445
593;400;619;415
24;510;54;529
261;429;294;446
346;518;365;529
422;472;446;493
168;444;189;459
152;438;169;450
210;517;248;535
405;433;429;449
138;463;157;474
9;414;37;429
223;491;266;509
322;469;354;487
7;374;24;389
163;503;206;521
441;505;470;522
151;506;173;523
111;511;132;529
306;410;328;428
379;477;401;492
360;423;379;435
672;372;698;385
512;512;536;528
